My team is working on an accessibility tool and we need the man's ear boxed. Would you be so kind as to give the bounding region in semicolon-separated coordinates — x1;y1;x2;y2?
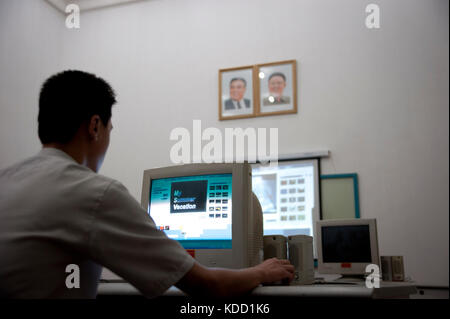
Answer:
88;115;101;141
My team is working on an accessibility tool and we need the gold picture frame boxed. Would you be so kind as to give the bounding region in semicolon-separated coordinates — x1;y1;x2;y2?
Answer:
256;59;297;117
218;65;257;121
218;59;297;120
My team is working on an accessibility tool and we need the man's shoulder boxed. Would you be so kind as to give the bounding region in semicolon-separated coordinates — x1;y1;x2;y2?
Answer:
80;170;117;190
62;164;119;198
0;151;117;196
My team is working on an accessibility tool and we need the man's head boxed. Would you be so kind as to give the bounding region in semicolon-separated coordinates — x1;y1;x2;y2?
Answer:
229;78;247;101
268;72;287;98
38;70;116;172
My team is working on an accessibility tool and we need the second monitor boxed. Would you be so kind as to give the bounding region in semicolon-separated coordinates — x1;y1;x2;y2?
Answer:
252;158;321;256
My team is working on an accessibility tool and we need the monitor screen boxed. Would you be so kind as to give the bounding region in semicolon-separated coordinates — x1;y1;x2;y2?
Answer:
252;159;320;238
321;225;372;263
148;173;232;249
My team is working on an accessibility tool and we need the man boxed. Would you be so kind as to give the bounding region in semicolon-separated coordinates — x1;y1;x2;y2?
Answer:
262;72;291;106
224;77;251;110
0;70;294;298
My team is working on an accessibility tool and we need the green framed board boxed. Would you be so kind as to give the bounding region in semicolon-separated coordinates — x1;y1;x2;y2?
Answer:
320;173;360;219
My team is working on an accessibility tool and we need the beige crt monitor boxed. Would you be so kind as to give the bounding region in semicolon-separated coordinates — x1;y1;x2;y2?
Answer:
316;218;380;276
141;163;263;269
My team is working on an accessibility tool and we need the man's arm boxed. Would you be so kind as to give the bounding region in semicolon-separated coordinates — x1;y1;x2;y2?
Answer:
175;258;295;298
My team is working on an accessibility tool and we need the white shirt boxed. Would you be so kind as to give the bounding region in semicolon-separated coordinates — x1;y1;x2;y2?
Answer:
0;148;194;298
233;99;246;109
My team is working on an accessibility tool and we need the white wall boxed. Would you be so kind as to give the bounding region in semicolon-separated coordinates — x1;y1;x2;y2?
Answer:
1;0;448;287
0;0;63;165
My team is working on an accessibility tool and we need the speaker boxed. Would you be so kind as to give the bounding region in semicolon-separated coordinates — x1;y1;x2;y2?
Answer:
391;256;405;281
288;235;314;285
381;256;405;282
380;256;393;281
263;235;287;260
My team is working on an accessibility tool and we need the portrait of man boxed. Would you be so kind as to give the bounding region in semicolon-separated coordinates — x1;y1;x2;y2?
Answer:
258;60;297;116
219;67;254;120
224;78;251;110
262;72;291;106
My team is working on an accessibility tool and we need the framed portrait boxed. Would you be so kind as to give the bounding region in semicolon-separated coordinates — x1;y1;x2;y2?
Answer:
219;65;256;120
256;60;297;116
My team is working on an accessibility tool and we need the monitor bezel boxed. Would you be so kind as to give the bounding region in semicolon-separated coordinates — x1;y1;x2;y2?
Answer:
316;218;380;275
141;163;252;269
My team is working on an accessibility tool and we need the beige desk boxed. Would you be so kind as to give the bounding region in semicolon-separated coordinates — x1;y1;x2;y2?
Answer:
97;281;417;299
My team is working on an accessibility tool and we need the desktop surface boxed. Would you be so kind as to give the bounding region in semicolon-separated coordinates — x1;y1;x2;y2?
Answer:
97;281;417;299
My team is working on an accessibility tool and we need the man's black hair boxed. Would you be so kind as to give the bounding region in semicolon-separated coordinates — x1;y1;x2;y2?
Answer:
268;72;286;82
38;70;116;144
229;77;247;87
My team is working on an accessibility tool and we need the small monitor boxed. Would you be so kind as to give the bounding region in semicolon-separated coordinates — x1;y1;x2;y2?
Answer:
316;219;380;275
141;163;263;269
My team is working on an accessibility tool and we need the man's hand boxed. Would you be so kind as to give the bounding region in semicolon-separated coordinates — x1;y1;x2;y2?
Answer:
253;258;295;285
176;258;295;298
